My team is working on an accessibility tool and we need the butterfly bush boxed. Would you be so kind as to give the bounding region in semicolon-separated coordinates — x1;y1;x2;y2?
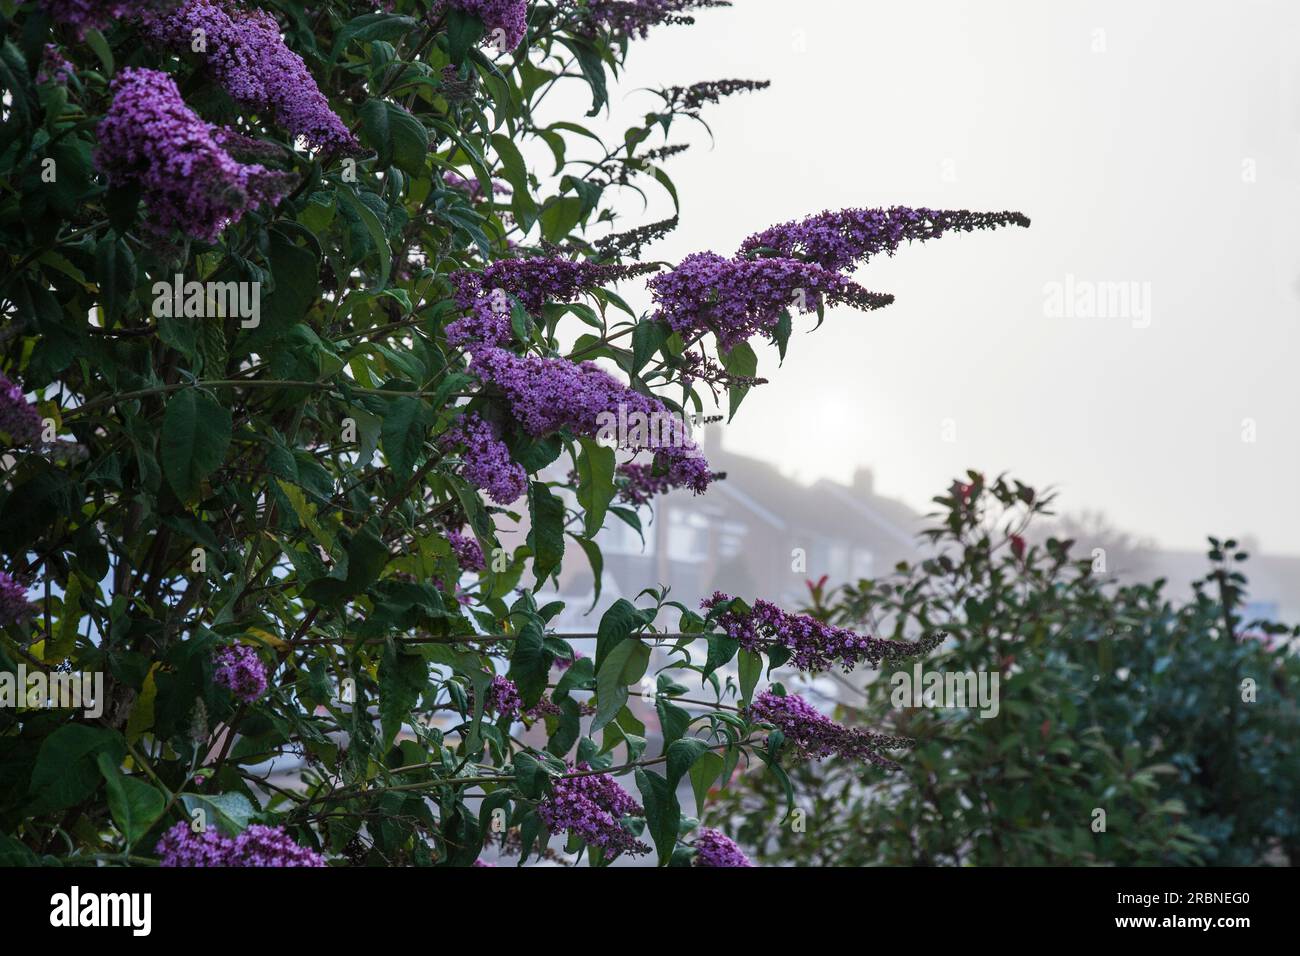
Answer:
447;529;486;572
469;346;714;493
577;0;732;39
649;252;893;349
740;207;1032;273
38;0;136;36
452;257;656;316
94;68;293;241
157;822;326;866
443;0;529;49
3;0;1035;870
703;592;944;672
485;674;522;717
140;0;357;152
537;767;651;856
213;644;268;703
439;412;529;504
0;372;43;446
0;572;31;627
748;690;915;771
693;827;752;867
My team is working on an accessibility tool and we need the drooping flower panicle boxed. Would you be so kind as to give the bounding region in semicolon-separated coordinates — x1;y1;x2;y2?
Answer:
452;257;657;316
739;206;1032;273
157;821;326;866
0;572;32;628
443;0;529;50
38;0;136;37
536;766;650;856
140;0;357;152
448;528;486;572
576;0;731;40
485;674;522;718
213;644;268;702
468;346;713;494
693;827;753;867
748;689;915;771
439;412;528;504
0;373;43;447
94;68;293;241
649;251;893;349
703;592;944;672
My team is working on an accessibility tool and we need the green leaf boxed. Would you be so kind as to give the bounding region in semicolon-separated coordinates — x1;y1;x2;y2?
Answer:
689;750;725;817
634;767;678;865
338;186;391;290
27;725;124;815
527;481;565;587
507;619;550;708
97;753;165;846
721;341;758;421
568;533;603;612
446;8;486;63
161;389;232;502
594;598;650;675
46;573;82;662
379;643;428;747
593;639;649;733
666;737;709;791
94;236;136;324
738;648;762;706
179;792;255;836
381;395;430;477
576;438;616;538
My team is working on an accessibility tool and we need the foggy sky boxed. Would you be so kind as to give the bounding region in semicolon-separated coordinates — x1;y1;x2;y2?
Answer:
539;0;1300;555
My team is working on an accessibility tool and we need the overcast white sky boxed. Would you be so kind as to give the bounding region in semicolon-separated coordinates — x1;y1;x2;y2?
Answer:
542;0;1300;555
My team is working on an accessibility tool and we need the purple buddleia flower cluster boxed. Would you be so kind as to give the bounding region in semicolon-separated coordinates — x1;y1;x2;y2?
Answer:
37;44;73;85
485;674;522;717
467;346;713;494
443;170;511;201
439;412;528;504
616;462;674;506
38;0;135;37
537;765;650;856
452;257;657;316
140;0;357;152
94;68;294;241
157;821;326;866
442;0;529;50
648;252;893;349
702;592;944;672
747;690;914;771
472;858;497;867
573;0;731;39
667;78;770;113
447;528;485;571
213;644;268;702
0;572;33;627
617;460;722;505
739;207;1032;273
693;827;753;867
445;296;512;349
0;373;43;447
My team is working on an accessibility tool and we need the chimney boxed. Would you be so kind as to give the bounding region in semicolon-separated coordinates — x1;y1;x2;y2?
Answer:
851;467;874;496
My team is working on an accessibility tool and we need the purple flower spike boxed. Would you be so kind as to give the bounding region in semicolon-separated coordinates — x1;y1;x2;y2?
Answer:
95;68;293;242
537;765;650;857
214;644;268;703
748;690;915;771
693;827;753;867
140;0;358;152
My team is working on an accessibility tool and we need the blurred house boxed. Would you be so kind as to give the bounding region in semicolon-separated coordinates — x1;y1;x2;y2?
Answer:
545;426;927;631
